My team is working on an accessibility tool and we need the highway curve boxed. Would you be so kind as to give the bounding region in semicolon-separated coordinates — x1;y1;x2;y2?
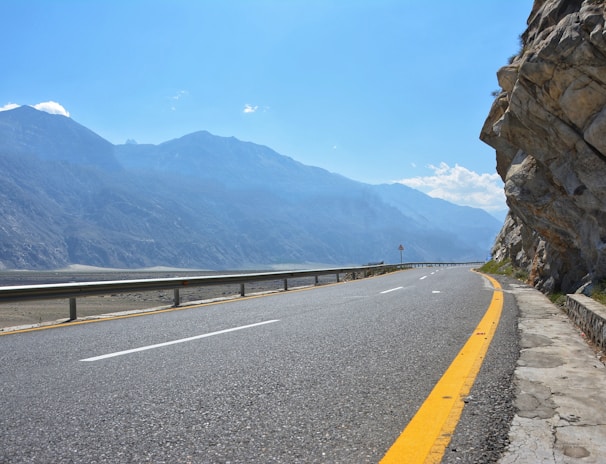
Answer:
0;266;519;463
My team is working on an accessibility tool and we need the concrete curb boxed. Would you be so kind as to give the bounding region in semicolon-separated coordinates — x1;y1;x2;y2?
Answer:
565;294;606;352
499;283;606;463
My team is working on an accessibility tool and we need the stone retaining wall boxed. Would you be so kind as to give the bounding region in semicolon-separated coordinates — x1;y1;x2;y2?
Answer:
565;294;606;351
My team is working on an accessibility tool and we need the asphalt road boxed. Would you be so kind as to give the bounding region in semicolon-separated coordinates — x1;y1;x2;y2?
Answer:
0;267;518;463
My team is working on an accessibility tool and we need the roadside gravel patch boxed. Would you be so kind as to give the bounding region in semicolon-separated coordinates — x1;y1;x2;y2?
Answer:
442;275;520;463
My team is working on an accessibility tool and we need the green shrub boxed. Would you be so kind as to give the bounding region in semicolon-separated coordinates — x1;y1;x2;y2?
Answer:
478;259;514;276
591;280;606;305
514;268;529;281
548;292;566;306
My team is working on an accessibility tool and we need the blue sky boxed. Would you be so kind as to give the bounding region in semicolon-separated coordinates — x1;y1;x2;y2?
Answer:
1;1;532;219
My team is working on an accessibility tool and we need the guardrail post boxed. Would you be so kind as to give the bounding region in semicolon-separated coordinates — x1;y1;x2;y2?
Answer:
352;271;356;280
69;298;77;320
0;264;479;315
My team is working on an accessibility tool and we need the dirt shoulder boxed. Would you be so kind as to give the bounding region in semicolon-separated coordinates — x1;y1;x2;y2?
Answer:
0;270;336;330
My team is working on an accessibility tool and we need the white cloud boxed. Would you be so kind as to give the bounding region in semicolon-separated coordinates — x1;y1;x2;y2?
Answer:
0;101;70;117
33;101;70;117
0;103;20;112
394;162;506;215
243;104;258;114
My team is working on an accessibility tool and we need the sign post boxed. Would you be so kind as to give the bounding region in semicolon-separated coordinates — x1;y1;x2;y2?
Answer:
398;244;404;266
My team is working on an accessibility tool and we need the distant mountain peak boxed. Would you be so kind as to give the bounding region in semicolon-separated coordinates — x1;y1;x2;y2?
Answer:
0;105;120;171
0;109;501;270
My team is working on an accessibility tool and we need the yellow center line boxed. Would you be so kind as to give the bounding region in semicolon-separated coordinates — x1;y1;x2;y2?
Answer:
380;272;503;464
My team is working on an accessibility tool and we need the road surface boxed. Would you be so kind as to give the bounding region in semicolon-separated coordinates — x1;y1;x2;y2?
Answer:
0;266;518;463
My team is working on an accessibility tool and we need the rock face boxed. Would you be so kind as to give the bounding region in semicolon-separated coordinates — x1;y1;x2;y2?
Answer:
481;0;606;293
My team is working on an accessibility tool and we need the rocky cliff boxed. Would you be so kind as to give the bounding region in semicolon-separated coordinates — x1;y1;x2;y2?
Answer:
481;0;606;293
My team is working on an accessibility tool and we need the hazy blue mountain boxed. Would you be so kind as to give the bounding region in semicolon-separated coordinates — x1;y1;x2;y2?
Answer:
115;130;354;196
373;183;498;257
0;107;500;270
0;105;121;171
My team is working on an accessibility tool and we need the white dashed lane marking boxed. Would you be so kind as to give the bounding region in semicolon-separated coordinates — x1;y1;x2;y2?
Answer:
80;320;280;362
381;287;403;294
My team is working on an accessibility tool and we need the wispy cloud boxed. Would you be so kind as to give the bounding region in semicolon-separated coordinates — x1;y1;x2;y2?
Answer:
394;162;506;215
169;90;189;111
243;104;259;114
172;90;188;100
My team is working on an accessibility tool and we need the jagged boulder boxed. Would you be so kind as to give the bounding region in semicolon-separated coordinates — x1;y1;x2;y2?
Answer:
481;0;606;293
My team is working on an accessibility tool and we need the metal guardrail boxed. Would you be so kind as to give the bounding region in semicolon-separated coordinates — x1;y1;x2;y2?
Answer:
402;262;484;268
0;262;484;321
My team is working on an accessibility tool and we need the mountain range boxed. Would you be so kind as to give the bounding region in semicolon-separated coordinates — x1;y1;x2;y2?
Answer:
0;105;501;270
